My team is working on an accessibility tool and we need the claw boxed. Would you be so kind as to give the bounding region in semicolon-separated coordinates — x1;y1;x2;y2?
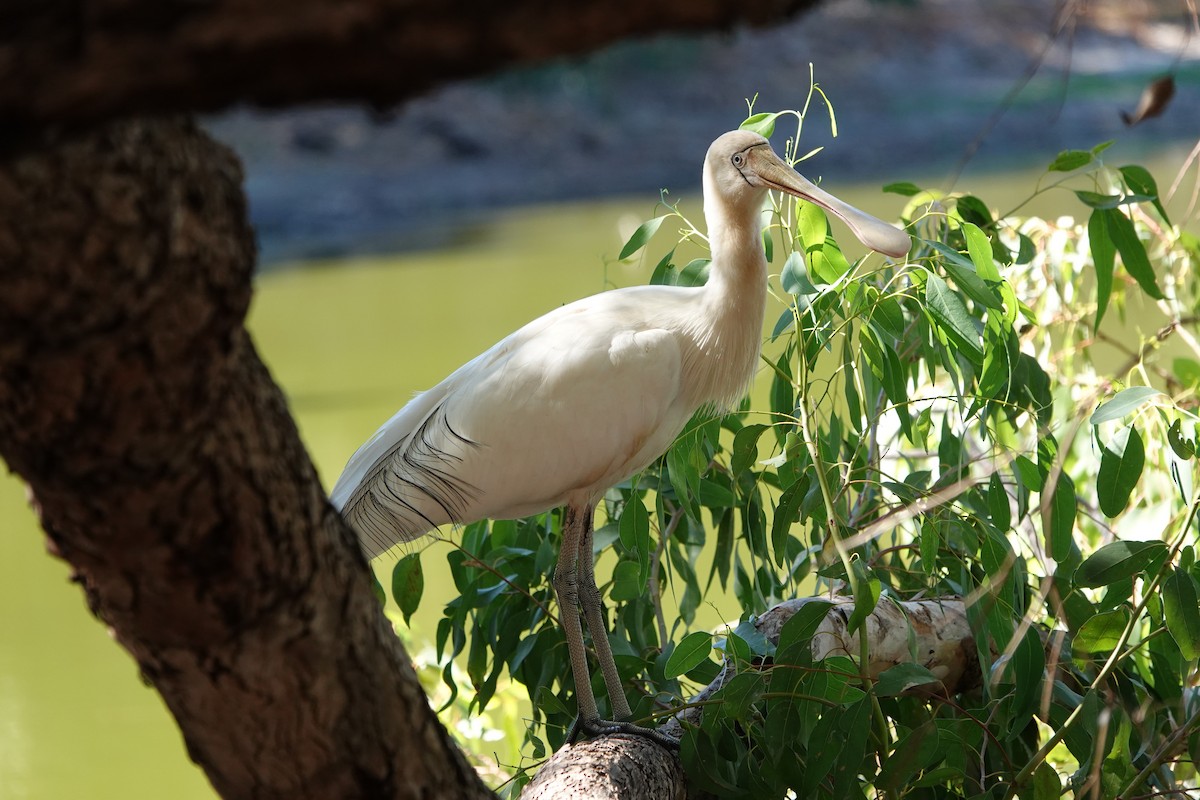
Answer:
570;716;681;751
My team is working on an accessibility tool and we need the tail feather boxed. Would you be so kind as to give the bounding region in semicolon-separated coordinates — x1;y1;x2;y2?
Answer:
331;398;482;558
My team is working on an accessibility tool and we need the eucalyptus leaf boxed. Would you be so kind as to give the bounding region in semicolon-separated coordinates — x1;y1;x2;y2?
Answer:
391;553;424;626
1091;387;1163;424
665;631;713;678
1075;540;1169;587
1074;607;1130;653
618;215;669;260
1163;566;1200;660
1096;426;1145;517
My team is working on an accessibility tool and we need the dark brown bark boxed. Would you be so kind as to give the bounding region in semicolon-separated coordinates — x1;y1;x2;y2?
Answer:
0;117;491;800
0;0;817;142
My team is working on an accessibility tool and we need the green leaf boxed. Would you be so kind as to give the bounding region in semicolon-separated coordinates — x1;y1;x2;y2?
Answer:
1091;386;1163;424
989;471;1012;531
1030;762;1062;800
1163;566;1200;660
883;181;922;196
715;672;765;721
1075;540;1169;587
1013;455;1045;492
1049;149;1093;172
929;242;1003;309
775;600;833;658
740;111;781;138
1103;207;1163;299
847;560;881;635
781;250;818;295
618;215;668;260
1047;473;1077;562
391;553;424;626
609;559;643;601
1074;607;1130;653
1120;164;1171;224
879;721;941;795
676;257;711;287
771;475;809;566
874;663;942;696
1075;190;1125;209
731;424;769;478
924;272;984;361
1088;209;1115;329
665;631;713;678
1168;419;1197;459
618;495;651;556
1097;426;1145;517
956;195;994;228
962;221;1002;282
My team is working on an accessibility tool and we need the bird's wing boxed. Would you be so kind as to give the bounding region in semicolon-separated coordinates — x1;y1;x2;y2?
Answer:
439;290;691;518
331;287;694;558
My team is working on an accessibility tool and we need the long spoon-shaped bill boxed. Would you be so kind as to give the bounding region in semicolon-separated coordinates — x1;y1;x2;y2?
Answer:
749;148;911;259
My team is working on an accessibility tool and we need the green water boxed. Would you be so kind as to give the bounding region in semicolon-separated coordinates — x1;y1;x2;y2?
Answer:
2;148;1195;797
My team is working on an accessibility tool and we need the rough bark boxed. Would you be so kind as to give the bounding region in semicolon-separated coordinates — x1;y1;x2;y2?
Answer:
521;736;686;800
0;0;818;141
0;117;491;800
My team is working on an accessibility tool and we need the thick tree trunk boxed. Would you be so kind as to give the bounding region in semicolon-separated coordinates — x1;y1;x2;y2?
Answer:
0;0;818;139
0;117;491;800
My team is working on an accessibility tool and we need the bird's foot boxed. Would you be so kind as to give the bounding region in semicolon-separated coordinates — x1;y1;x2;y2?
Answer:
567;715;681;751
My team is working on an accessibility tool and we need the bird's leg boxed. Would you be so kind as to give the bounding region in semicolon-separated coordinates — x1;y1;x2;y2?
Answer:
557;504;680;750
553;504;602;725
575;508;633;721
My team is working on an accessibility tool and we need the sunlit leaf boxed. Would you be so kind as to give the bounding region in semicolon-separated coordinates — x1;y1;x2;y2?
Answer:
618;215;668;260
741;111;781;138
1091;386;1163;424
781;250;818;295
883;181;922;196
1074;607;1130;653
1075;540;1169;587
1049;149;1093;172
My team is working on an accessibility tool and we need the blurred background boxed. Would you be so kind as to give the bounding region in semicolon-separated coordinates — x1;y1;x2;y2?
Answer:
2;0;1198;796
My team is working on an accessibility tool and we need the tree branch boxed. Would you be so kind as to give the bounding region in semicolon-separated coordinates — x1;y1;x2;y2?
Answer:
0;0;817;141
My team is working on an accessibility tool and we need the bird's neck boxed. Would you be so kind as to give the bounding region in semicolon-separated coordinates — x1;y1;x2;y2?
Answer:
685;198;769;410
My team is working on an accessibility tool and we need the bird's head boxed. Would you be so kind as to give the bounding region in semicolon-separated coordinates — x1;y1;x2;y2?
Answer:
704;130;910;259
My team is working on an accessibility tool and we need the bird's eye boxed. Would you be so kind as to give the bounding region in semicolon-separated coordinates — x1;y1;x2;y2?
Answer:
731;153;745;167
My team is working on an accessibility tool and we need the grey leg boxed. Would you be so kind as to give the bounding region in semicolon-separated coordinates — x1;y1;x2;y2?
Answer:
553;503;601;724
555;503;679;750
576;509;633;720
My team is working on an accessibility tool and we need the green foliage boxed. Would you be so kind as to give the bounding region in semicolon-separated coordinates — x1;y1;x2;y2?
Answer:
389;101;1200;798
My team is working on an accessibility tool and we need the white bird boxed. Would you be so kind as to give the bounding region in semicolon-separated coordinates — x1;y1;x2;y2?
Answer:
330;130;910;744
